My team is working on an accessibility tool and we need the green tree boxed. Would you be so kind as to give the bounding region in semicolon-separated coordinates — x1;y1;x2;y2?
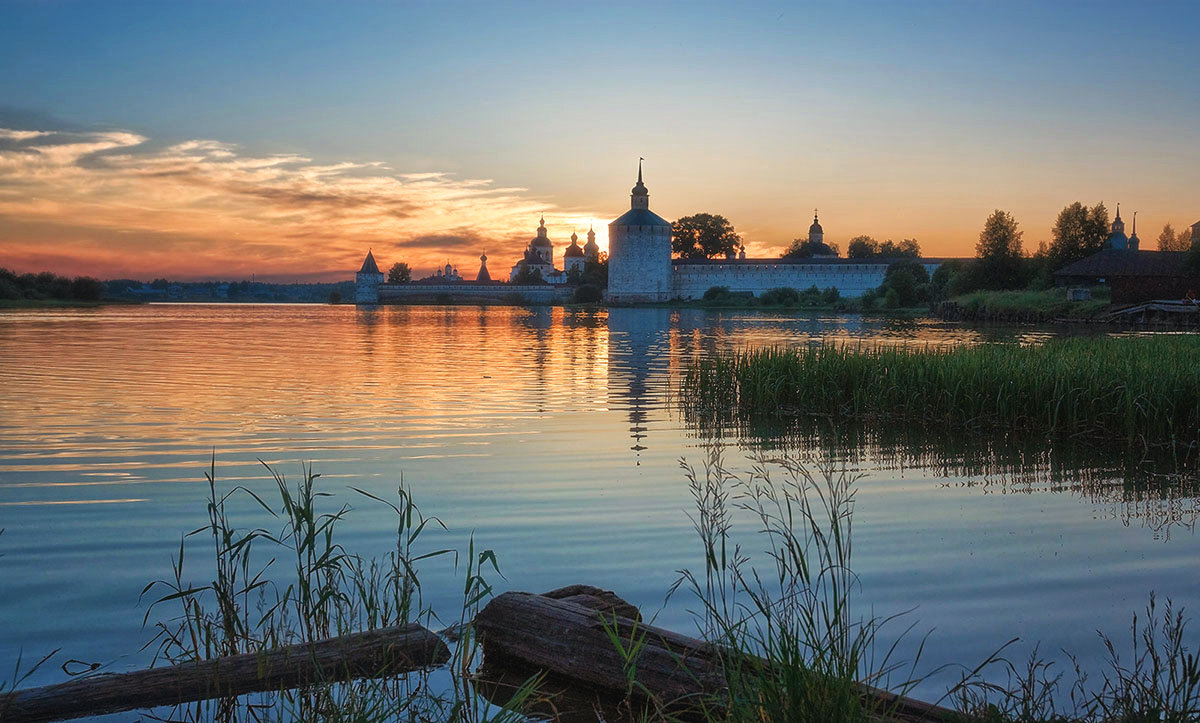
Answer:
878;259;930;307
974;210;1028;290
671;213;741;259
387;262;411;284
1046;202;1109;270
1158;222;1190;252
846;236;878;258
879;239;921;257
783;238;840;259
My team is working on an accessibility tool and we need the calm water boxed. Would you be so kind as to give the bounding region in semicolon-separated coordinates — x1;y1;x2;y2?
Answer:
1;304;1197;705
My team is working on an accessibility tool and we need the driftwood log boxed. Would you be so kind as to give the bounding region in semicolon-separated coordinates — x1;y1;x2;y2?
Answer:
475;587;959;722
0;623;449;723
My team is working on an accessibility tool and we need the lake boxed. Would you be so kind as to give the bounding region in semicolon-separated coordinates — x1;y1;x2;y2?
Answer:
1;304;1197;709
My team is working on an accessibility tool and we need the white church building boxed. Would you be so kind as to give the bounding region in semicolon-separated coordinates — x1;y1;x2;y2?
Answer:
606;164;944;303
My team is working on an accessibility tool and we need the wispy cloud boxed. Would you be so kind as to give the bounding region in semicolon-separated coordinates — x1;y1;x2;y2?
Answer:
0;128;604;280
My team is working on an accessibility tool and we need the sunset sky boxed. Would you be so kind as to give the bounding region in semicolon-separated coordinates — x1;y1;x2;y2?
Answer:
1;0;1198;281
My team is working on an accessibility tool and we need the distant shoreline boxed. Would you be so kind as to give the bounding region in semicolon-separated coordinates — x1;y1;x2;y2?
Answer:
0;298;144;309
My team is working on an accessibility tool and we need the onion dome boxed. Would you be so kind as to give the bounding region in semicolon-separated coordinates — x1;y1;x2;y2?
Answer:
809;212;823;235
564;231;584;257
531;216;552;247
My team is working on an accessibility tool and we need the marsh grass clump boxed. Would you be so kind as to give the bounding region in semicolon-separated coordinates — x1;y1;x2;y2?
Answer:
670;451;1200;723
141;459;532;722
683;337;1200;448
953;593;1200;722
672;449;929;722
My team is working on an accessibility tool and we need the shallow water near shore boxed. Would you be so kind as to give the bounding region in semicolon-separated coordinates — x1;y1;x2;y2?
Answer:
1;304;1197;710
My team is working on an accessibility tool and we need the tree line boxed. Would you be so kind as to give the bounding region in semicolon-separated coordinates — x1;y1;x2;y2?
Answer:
0;268;105;301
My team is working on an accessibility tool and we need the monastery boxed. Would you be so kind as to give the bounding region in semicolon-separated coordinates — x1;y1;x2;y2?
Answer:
356;165;947;305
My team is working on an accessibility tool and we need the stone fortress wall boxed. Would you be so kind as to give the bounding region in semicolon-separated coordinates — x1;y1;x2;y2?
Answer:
670;259;945;300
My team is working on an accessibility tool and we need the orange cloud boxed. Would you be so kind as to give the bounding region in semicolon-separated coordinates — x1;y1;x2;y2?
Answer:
0;128;605;280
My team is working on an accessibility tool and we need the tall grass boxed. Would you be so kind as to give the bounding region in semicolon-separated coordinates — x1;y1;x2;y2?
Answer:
141;458;533;722
672;450;1200;723
673;449;930;722
683;337;1200;447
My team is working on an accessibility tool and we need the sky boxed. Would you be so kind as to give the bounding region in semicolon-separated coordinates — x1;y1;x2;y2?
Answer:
1;0;1198;281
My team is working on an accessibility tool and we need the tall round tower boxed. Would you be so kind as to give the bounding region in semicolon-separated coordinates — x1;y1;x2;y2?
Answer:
607;160;672;303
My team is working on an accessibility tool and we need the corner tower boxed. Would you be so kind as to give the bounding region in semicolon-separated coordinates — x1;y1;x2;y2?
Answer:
607;160;672;303
355;249;385;304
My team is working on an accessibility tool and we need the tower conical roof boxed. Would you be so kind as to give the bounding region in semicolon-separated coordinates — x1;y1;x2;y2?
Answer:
358;250;381;274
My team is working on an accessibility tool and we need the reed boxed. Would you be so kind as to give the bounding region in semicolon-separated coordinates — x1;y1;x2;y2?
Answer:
683;337;1200;447
140;458;535;722
670;450;1200;723
672;449;931;722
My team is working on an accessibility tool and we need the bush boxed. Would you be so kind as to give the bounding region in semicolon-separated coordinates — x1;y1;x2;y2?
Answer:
760;287;801;306
572;284;603;303
703;285;731;301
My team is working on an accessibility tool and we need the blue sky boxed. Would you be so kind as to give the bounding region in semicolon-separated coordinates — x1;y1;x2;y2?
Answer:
1;1;1198;279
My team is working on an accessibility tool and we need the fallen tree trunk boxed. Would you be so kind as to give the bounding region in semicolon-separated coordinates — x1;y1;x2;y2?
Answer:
0;623;449;723
475;589;959;722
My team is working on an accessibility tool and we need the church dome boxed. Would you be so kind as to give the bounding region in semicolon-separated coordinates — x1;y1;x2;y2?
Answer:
809;216;823;235
565;232;584;257
531;216;552;246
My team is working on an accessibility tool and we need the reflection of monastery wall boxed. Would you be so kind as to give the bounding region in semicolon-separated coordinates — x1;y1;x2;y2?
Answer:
671;259;944;299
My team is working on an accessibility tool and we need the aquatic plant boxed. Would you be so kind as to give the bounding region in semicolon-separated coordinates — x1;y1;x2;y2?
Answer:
671;449;932;722
141;458;534;722
683;337;1200;448
667;450;1200;723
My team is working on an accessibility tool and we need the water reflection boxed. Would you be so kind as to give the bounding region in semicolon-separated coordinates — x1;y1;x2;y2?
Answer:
0;304;1196;694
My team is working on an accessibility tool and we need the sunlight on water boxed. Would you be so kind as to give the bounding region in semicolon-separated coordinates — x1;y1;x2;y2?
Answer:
0;304;1196;704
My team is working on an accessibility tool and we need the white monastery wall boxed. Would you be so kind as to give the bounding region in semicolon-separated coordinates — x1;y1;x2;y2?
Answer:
670;260;943;299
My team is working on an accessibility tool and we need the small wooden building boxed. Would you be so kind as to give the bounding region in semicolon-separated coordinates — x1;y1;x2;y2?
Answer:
1054;249;1196;304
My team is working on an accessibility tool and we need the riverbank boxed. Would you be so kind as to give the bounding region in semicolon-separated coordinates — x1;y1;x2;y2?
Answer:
933;287;1111;323
0;298;142;309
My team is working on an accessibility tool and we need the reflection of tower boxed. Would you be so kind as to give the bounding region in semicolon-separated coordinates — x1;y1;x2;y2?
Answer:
519;307;554;413
607;307;672;463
